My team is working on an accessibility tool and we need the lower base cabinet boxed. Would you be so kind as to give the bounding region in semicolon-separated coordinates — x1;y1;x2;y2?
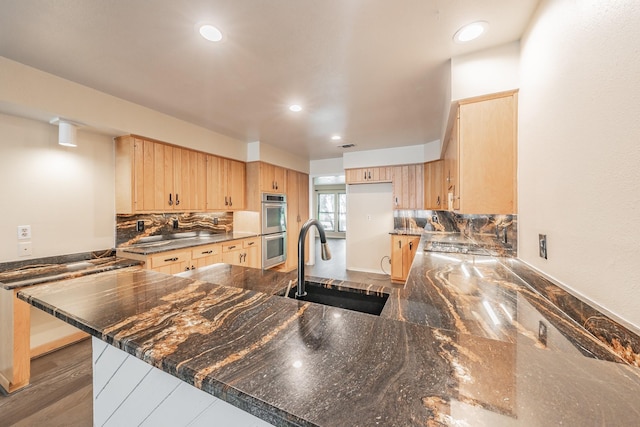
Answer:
123;237;261;274
390;235;420;283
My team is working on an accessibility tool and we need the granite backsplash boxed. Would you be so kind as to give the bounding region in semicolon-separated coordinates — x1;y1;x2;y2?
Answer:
394;209;517;256
116;212;233;247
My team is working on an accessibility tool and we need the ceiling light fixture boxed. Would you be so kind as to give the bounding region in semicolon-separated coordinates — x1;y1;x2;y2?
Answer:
50;117;80;147
289;104;302;112
453;21;489;43
331;135;342;141
199;24;223;42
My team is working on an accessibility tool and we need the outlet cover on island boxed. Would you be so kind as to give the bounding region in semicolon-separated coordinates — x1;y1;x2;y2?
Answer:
18;242;32;257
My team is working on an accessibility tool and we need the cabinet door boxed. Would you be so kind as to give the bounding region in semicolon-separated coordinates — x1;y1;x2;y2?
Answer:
345;168;364;184
226;159;246;210
458;94;516;214
285;171;300;271
136;139;173;212
403;237;420;280
424;160;444;210
392;164;423;209
206;155;226;210
176;149;207;211
444;120;460;211
390;236;405;282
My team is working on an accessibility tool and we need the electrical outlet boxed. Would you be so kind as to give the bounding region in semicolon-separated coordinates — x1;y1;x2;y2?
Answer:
538;321;548;346
136;220;145;232
17;225;31;240
213;217;219;225
173;219;179;229
539;234;547;259
18;242;32;257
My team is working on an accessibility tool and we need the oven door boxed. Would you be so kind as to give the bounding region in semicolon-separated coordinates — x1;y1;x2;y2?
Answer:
262;202;286;235
262;232;287;269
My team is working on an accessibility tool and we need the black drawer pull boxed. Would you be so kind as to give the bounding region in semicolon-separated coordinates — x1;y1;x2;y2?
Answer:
164;257;179;262
247;242;254;246
202;250;213;254
228;245;236;250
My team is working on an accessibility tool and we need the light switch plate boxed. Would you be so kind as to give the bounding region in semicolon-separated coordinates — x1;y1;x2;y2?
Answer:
17;225;31;240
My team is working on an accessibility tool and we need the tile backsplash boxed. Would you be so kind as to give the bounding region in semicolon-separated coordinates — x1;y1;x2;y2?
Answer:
394;210;517;257
116;212;233;247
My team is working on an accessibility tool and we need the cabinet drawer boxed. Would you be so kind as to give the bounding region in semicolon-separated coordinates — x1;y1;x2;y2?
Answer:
191;244;221;260
222;241;242;253
242;238;260;249
150;250;190;269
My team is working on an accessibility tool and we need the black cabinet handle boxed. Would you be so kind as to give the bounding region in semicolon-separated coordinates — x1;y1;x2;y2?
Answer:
202;250;213;254
247;241;254;246
229;196;232;206
165;257;178;262
398;241;401;249
185;267;190;271
363;171;366;180
175;193;180;206
368;171;371;180
228;245;236;250
168;193;173;206
409;242;413;250
225;196;229;206
191;265;195;270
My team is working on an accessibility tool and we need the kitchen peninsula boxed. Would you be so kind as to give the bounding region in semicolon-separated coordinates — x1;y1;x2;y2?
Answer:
18;236;640;426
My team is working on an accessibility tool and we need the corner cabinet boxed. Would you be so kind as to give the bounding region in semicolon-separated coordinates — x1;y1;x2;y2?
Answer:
443;91;518;214
116;136;207;213
392;164;423;209
424;160;444;210
390;235;420;283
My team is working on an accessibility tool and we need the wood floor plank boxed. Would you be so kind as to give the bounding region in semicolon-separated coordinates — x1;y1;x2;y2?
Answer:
0;339;92;427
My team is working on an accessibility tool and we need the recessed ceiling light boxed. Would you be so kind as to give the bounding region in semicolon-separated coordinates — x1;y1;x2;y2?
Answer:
199;24;223;42
289;104;302;112
331;135;342;141
453;21;488;43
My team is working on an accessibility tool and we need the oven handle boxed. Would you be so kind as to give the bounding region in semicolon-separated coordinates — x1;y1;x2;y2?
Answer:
263;232;286;241
262;202;286;209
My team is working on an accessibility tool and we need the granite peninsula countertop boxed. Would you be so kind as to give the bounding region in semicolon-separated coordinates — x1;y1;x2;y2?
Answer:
117;231;259;255
18;236;640;426
0;251;142;290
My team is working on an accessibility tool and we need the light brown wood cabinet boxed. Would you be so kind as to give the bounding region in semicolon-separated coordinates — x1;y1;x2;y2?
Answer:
390;235;420;283
345;167;393;184
392;164;423;209
222;237;261;268
206;155;246;211
443;91;517;214
258;162;287;192
424;160;444;210
282;169;310;271
149;249;192;274
116;136;207;213
190;243;222;268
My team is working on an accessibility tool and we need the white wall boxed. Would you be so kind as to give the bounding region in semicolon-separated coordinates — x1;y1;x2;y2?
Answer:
342;142;439;169
309;157;344;176
519;1;640;328
0;113;115;262
345;183;393;273
451;41;520;101
246;141;310;173
0;56;247;161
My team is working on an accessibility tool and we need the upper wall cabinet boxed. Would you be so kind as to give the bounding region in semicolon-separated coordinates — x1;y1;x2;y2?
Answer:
206;155;246;211
392;164;423;209
424;160;444;210
115;136;206;213
345;167;392;184
259;162;287;193
443;90;518;214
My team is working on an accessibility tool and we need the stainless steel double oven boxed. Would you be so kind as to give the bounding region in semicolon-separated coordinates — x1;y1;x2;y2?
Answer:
261;193;287;269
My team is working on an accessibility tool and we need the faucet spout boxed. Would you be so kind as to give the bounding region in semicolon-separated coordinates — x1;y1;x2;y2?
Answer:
297;219;331;298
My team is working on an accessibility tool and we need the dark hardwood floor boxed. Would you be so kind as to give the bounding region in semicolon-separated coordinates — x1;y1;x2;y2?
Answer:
0;339;92;427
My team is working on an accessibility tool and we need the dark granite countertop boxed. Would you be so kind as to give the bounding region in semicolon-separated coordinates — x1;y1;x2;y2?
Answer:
18;236;640;426
0;251;142;290
117;232;259;255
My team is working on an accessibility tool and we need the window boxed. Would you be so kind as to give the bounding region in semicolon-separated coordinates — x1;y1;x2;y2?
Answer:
318;193;346;232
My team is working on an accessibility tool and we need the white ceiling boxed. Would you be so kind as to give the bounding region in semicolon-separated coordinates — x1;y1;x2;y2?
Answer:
0;0;539;160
